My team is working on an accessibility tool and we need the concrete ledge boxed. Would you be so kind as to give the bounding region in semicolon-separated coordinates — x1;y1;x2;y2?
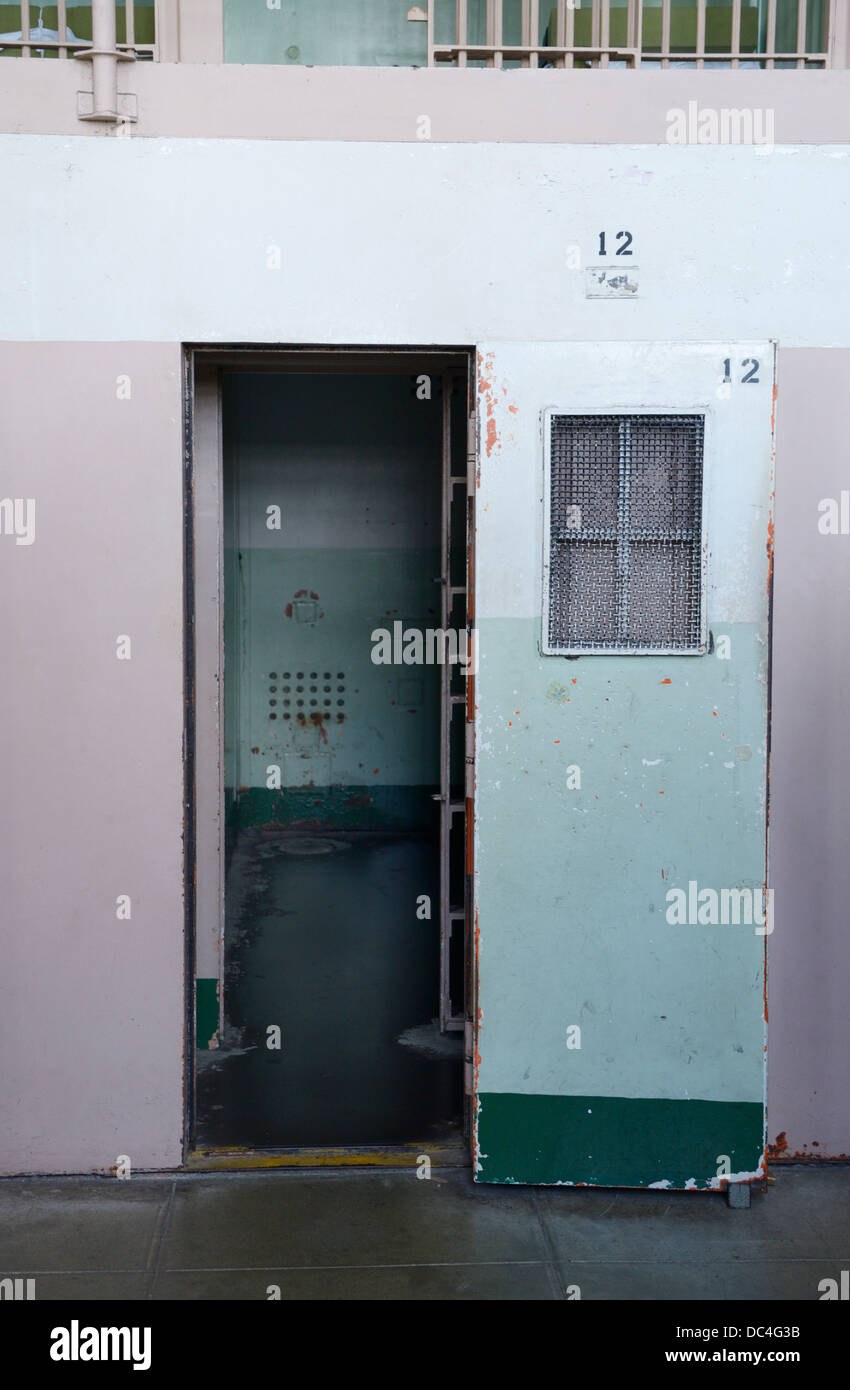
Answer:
1;62;850;143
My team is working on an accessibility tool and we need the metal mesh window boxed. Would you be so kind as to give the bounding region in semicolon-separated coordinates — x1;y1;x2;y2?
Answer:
546;414;705;653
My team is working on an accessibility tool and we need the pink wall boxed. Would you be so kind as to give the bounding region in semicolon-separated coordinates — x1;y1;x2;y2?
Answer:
769;349;850;1159
0;343;185;1173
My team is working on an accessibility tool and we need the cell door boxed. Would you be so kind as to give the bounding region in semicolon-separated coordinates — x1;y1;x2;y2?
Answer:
472;342;774;1188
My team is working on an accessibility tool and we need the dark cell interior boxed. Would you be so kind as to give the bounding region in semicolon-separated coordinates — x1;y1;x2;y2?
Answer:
196;370;466;1148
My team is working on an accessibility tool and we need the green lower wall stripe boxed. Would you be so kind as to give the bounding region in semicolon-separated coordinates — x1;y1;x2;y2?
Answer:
230;785;439;834
475;1093;765;1188
196;978;220;1051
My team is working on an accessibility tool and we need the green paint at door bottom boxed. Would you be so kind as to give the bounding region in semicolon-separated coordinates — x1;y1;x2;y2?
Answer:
475;1093;765;1188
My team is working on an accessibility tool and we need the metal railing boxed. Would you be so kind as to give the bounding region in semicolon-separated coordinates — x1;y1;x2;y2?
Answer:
428;1;836;69
0;2;156;59
0;2;840;71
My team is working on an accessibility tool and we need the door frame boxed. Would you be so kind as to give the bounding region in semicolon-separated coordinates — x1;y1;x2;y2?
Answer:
182;343;477;1169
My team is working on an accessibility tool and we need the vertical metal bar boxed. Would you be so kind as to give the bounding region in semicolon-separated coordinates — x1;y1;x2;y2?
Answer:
622;0;641;66
590;0;601;46
559;0;572;69
126;0;136;50
486;0;503;68
617;420;631;643
520;0;536;68
57;0;67;57
438;373;452;1032
731;0;741;67
628;0;643;67
627;0;639;47
464;386;476;1090
456;0;467;66
696;0;706;67
661;0;671;68
599;0;609;67
529;0;539;66
766;0;778;67
797;0;808;67
20;0;30;58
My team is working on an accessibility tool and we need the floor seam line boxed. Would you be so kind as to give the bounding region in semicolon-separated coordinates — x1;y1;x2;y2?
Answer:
12;1256;847;1276
155;1259;549;1275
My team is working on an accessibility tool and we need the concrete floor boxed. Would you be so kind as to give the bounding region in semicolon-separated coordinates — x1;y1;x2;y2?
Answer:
199;831;462;1148
0;1164;847;1300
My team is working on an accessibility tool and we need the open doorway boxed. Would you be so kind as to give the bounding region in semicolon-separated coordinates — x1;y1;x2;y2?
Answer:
187;349;474;1157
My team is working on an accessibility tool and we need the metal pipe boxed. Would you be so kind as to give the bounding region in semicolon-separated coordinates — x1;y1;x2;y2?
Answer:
19;0;30;59
457;0;468;67
75;0;137;123
92;0;118;116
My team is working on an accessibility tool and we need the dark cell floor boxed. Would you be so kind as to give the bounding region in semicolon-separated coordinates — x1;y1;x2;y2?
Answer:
196;829;463;1149
0;1166;847;1300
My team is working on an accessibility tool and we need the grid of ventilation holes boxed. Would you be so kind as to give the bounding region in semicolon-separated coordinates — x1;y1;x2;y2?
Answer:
547;414;705;653
267;672;346;722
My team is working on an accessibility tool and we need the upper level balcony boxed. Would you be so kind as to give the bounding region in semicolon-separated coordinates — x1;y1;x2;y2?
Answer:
2;2;848;141
430;1;842;69
0;2;846;71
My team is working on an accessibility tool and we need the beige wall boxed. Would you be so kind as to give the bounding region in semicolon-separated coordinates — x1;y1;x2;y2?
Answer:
1;61;849;143
769;348;850;1160
0;343;185;1173
173;0;224;65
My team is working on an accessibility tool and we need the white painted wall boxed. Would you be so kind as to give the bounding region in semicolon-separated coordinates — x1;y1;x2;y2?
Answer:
0;137;848;347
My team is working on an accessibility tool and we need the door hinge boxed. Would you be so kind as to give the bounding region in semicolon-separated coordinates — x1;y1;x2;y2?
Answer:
467;412;477;497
